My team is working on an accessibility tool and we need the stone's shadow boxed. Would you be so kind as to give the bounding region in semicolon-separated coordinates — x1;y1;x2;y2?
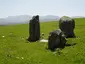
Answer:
46;42;77;52
65;43;77;46
66;35;76;38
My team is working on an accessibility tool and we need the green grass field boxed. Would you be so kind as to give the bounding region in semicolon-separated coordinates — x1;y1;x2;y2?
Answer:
0;18;85;64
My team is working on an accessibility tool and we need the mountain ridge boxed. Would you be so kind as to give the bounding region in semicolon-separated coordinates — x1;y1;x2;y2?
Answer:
0;15;60;25
0;15;85;25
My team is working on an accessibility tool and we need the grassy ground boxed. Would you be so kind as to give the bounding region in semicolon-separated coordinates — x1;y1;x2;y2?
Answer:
0;18;85;64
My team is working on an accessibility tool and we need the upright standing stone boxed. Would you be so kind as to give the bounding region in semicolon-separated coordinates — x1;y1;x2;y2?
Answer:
59;16;75;38
48;29;67;51
28;15;40;42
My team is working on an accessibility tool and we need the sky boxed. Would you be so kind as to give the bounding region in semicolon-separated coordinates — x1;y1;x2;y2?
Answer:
0;0;85;18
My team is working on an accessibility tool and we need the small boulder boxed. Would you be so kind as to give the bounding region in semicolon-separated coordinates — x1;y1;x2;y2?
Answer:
48;29;67;51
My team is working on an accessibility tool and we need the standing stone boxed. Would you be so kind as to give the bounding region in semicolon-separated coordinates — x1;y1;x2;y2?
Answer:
48;29;67;51
27;15;40;42
59;16;75;38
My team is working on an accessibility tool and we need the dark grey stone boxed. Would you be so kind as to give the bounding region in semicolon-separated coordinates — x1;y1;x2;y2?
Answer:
48;29;67;51
27;15;40;42
59;16;75;38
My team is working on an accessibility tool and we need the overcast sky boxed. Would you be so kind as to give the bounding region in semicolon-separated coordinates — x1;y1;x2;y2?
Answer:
0;0;85;18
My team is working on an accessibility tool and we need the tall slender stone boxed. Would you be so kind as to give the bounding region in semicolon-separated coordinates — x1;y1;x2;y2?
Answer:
28;15;40;42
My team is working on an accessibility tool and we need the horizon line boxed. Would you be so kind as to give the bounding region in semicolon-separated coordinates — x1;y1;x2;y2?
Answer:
0;15;85;18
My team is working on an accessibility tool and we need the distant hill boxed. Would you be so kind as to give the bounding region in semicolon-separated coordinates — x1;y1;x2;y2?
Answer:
71;16;85;18
40;15;60;22
0;15;60;25
0;15;85;25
